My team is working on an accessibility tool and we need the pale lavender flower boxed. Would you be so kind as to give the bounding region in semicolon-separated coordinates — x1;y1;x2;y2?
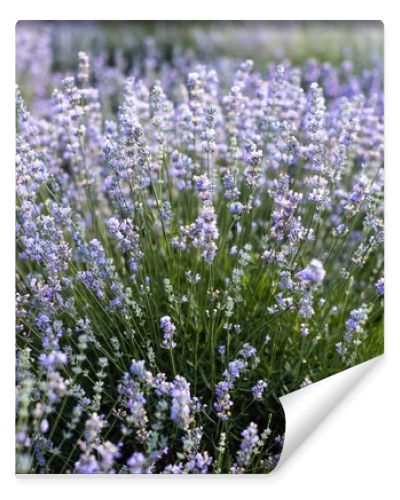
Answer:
190;205;219;263
298;292;315;318
252;380;268;400
270;174;303;241
234;422;260;470
297;259;326;285
335;342;347;356
230;201;244;215
304;82;327;174
242;141;262;188
201;106;217;154
96;442;120;473
337;305;369;357
164;463;184;474
187;452;213;473
344;306;369;338
214;381;233;421
40;419;49;433
127;452;146;474
300;324;309;337
170;150;192;191
238;343;257;359
376;277;384;296
107;217;143;277
279;271;293;290
170;376;193;430
160;315;177;349
223;359;247;382
194;174;213;201
77;51;90;86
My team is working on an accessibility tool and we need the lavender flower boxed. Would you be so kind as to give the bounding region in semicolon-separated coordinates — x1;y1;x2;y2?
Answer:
107;217;143;277
376;277;384;296
297;259;326;286
238;343;257;359
127;452;147;474
214;381;234;421
189;205;219;263
233;422;260;471
170;376;193;430
252;380;268;400
337;305;370;358
187;452;213;473
242;141;262;188
344;307;369;336
194;174;213;201
160;315;177;349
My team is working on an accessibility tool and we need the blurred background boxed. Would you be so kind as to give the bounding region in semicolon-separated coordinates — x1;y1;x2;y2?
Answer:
16;20;383;115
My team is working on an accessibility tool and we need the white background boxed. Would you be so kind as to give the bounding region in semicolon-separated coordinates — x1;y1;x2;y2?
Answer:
1;1;399;498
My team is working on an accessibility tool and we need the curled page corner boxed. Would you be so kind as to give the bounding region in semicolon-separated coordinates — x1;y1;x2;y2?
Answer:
275;355;383;472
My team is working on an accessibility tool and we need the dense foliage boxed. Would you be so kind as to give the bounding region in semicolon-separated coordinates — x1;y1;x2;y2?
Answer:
16;22;383;474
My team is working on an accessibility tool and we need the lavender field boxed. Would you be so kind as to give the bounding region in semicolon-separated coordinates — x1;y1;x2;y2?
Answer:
15;21;383;474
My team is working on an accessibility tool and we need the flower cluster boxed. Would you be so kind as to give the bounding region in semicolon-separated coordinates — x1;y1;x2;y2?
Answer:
214;343;258;420
160;315;177;349
336;305;371;360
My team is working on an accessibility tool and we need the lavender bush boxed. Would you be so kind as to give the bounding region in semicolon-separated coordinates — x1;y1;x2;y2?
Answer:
15;21;383;474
